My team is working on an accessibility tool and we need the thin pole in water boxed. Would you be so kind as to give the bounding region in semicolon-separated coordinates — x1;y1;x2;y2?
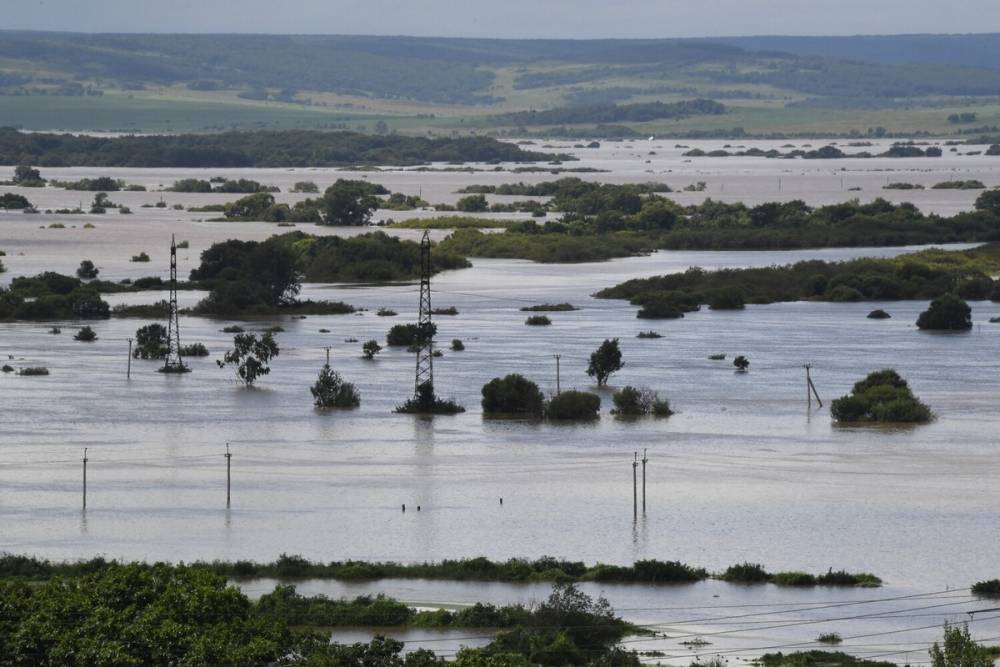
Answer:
632;451;638;520
82;448;88;510
225;442;232;508
325;346;331;367
127;338;133;379
641;448;647;514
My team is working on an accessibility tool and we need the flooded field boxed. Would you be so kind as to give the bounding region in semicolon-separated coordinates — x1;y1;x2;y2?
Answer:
2;143;1000;662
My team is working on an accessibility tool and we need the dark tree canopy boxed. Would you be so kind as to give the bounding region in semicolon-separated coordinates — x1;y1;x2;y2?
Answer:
916;293;973;330
481;374;545;417
587;338;623;387
321;179;380;226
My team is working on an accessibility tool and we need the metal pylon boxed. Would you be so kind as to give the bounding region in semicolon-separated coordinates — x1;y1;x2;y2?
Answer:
161;235;189;374
414;230;433;396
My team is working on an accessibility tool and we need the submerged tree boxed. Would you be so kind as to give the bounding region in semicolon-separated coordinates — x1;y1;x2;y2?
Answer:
930;624;993;667
311;365;361;408
916;293;972;331
362;339;382;360
217;332;280;387
587;338;623;387
134;323;168;359
76;260;99;280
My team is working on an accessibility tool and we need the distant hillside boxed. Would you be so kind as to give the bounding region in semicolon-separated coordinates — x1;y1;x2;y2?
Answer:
714;34;1000;71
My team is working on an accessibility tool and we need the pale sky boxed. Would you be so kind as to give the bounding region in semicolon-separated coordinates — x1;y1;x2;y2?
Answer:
6;0;1000;38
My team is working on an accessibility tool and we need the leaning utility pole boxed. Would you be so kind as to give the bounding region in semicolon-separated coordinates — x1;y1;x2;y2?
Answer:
804;364;823;409
161;235;189;374
414;230;434;397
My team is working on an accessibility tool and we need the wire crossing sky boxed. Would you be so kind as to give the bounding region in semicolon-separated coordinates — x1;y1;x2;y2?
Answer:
7;0;1000;37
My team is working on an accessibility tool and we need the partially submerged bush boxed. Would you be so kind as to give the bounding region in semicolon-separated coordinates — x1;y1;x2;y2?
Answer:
636;331;662;338
386;322;435;346
831;369;932;424
180;343;209;357
311;365;361;408
131;252;151;263
520;303;578;312
482;374;545;417
867;309;891;319
362;340;382;360
720;562;769;584
451;339;465;351
916;293;972;331
817;633;843;645
972;579;1000;597
611;386;672;417
74;326;97;341
525;315;551;326
18;367;50;376
547;390;601;420
396;381;465;415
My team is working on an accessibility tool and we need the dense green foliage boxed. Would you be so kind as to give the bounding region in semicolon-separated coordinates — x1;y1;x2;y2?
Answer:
481;374;546;417
916;293;973;330
597;244;1000;310
439;196;1000;262
930;624;995;667
386;323;436;347
0;564;288;665
76;259;98;279
611;386;672;417
721;563;882;587
971;579;1000;597
520;303;578;312
217;333;280;387
73;325;97;342
0;272;110;321
587;338;623;387
311;365;361;408
0;128;555;167
546;390;601;420
757;650;898;667
0;192;31;209
830;369;933;424
321;179;379;225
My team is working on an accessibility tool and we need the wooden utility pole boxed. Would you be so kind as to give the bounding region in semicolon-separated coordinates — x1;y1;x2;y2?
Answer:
325;346;331;367
225;442;232;507
641;449;648;514
632;452;638;519
127;338;133;379
804;364;823;408
82;448;88;510
554;355;561;396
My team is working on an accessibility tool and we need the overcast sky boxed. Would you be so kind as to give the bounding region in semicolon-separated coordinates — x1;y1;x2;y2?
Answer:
7;0;1000;38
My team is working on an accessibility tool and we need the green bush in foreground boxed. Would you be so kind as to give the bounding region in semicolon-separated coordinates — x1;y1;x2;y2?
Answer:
831;369;932;424
310;365;361;408
611;386;672;417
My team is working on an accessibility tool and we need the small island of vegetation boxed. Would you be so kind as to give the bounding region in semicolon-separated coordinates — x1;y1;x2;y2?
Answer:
830;369;933;424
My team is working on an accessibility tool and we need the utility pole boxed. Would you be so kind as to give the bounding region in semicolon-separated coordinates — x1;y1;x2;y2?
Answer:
641;448;647;514
225;442;232;507
554;354;561;395
632;452;638;519
82;448;88;510
804;364;823;408
325;346;331;367
127;338;133;379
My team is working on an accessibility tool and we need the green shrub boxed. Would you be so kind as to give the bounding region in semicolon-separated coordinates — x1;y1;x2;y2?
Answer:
131;252;151;263
916;293;972;330
521;303;578;312
721;562;769;583
311;366;361;408
525;315;551;325
771;571;817;586
18;367;50;376
396;381;465;415
831;369;932;424
74;326;97;341
867;309;891;319
546;390;600;420
611;386;672;417
972;579;1000;597
636;331;661;338
180;343;209;357
482;374;545;417
451;339;465;351
707;287;745;310
386;322;436;346
817;633;843;644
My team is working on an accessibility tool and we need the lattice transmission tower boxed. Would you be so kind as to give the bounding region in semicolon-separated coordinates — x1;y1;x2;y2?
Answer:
160;235;189;374
414;230;433;396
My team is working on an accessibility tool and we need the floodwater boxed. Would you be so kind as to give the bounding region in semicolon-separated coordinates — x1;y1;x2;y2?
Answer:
2;143;1000;662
